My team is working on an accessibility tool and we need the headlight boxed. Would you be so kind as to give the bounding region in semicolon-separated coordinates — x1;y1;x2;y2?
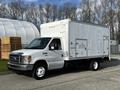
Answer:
22;55;32;63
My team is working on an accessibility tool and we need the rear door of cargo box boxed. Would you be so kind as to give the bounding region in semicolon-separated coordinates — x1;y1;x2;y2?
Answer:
103;36;109;55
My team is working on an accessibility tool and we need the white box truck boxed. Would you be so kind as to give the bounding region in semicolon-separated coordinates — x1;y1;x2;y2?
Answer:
8;19;110;80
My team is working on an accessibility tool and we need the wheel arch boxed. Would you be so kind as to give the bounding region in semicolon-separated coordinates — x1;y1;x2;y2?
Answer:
33;60;48;70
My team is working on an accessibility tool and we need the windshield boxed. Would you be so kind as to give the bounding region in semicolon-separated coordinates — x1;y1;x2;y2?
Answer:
25;38;51;49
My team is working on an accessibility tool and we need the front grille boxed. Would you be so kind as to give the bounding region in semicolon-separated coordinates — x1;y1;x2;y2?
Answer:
9;54;22;64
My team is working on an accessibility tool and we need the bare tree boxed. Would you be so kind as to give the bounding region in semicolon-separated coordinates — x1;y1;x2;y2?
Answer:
116;0;120;43
58;6;64;20
51;4;58;21
80;0;89;22
108;0;116;40
0;0;118;40
25;3;39;25
43;3;51;23
38;4;44;24
62;3;77;20
9;0;26;20
0;4;8;18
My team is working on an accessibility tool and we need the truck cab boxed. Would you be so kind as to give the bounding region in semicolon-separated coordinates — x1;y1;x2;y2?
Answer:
8;37;64;79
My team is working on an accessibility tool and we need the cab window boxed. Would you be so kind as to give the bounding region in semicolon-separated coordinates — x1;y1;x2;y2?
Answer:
49;39;62;50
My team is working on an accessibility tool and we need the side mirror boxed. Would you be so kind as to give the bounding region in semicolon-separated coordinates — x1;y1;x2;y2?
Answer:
49;46;55;50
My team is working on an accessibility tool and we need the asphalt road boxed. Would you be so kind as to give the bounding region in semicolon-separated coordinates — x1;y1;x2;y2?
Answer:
0;58;120;90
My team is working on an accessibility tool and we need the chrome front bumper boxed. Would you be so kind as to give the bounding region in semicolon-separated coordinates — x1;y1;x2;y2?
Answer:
8;62;33;71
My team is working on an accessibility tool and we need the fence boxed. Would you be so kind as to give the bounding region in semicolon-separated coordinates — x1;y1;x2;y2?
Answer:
110;45;120;54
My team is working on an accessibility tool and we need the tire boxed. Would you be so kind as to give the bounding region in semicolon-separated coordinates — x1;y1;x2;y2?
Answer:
89;60;100;71
32;64;47;80
15;71;23;75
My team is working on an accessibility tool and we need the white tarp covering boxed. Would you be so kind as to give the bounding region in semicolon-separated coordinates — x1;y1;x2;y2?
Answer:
0;18;39;45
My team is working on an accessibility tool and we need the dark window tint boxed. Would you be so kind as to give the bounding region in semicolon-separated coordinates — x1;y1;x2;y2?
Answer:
49;39;62;50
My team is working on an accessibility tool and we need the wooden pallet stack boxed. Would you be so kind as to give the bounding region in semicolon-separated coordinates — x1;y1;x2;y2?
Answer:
1;37;22;60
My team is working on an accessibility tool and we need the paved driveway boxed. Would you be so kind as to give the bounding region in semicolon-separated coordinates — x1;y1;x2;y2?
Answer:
0;58;120;90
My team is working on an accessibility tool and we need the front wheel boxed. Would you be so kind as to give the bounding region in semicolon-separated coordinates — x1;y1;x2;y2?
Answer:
32;64;47;80
90;60;100;71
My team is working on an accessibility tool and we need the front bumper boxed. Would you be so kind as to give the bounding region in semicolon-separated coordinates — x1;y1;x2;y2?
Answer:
8;62;33;71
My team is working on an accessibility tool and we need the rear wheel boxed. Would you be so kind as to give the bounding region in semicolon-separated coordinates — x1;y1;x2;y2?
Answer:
90;60;100;71
32;64;47;80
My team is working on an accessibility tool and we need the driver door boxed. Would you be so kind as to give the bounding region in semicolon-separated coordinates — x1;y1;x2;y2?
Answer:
47;38;64;70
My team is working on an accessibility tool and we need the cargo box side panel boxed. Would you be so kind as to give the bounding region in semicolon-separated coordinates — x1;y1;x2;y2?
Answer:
69;22;88;58
69;22;77;58
87;25;103;56
69;22;110;60
87;26;110;57
69;22;89;58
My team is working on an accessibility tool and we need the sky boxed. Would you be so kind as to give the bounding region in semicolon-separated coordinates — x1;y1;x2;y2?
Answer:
24;0;81;6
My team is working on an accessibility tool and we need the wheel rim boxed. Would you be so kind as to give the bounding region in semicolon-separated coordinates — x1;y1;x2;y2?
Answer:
36;67;45;78
93;62;98;70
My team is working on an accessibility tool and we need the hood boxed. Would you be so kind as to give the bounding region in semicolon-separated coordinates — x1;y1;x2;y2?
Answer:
11;49;44;56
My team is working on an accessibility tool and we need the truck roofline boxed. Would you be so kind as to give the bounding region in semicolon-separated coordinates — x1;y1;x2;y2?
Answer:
40;37;61;39
41;18;107;28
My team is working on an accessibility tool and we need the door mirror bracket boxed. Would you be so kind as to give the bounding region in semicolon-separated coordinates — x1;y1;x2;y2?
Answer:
49;46;55;50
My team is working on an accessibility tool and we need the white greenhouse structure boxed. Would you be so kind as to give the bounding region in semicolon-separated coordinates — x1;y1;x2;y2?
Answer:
0;18;40;47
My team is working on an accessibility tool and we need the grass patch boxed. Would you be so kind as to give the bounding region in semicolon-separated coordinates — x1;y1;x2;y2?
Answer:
0;60;8;72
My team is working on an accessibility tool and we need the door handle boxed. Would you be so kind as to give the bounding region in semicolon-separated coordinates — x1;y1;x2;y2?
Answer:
43;52;48;55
